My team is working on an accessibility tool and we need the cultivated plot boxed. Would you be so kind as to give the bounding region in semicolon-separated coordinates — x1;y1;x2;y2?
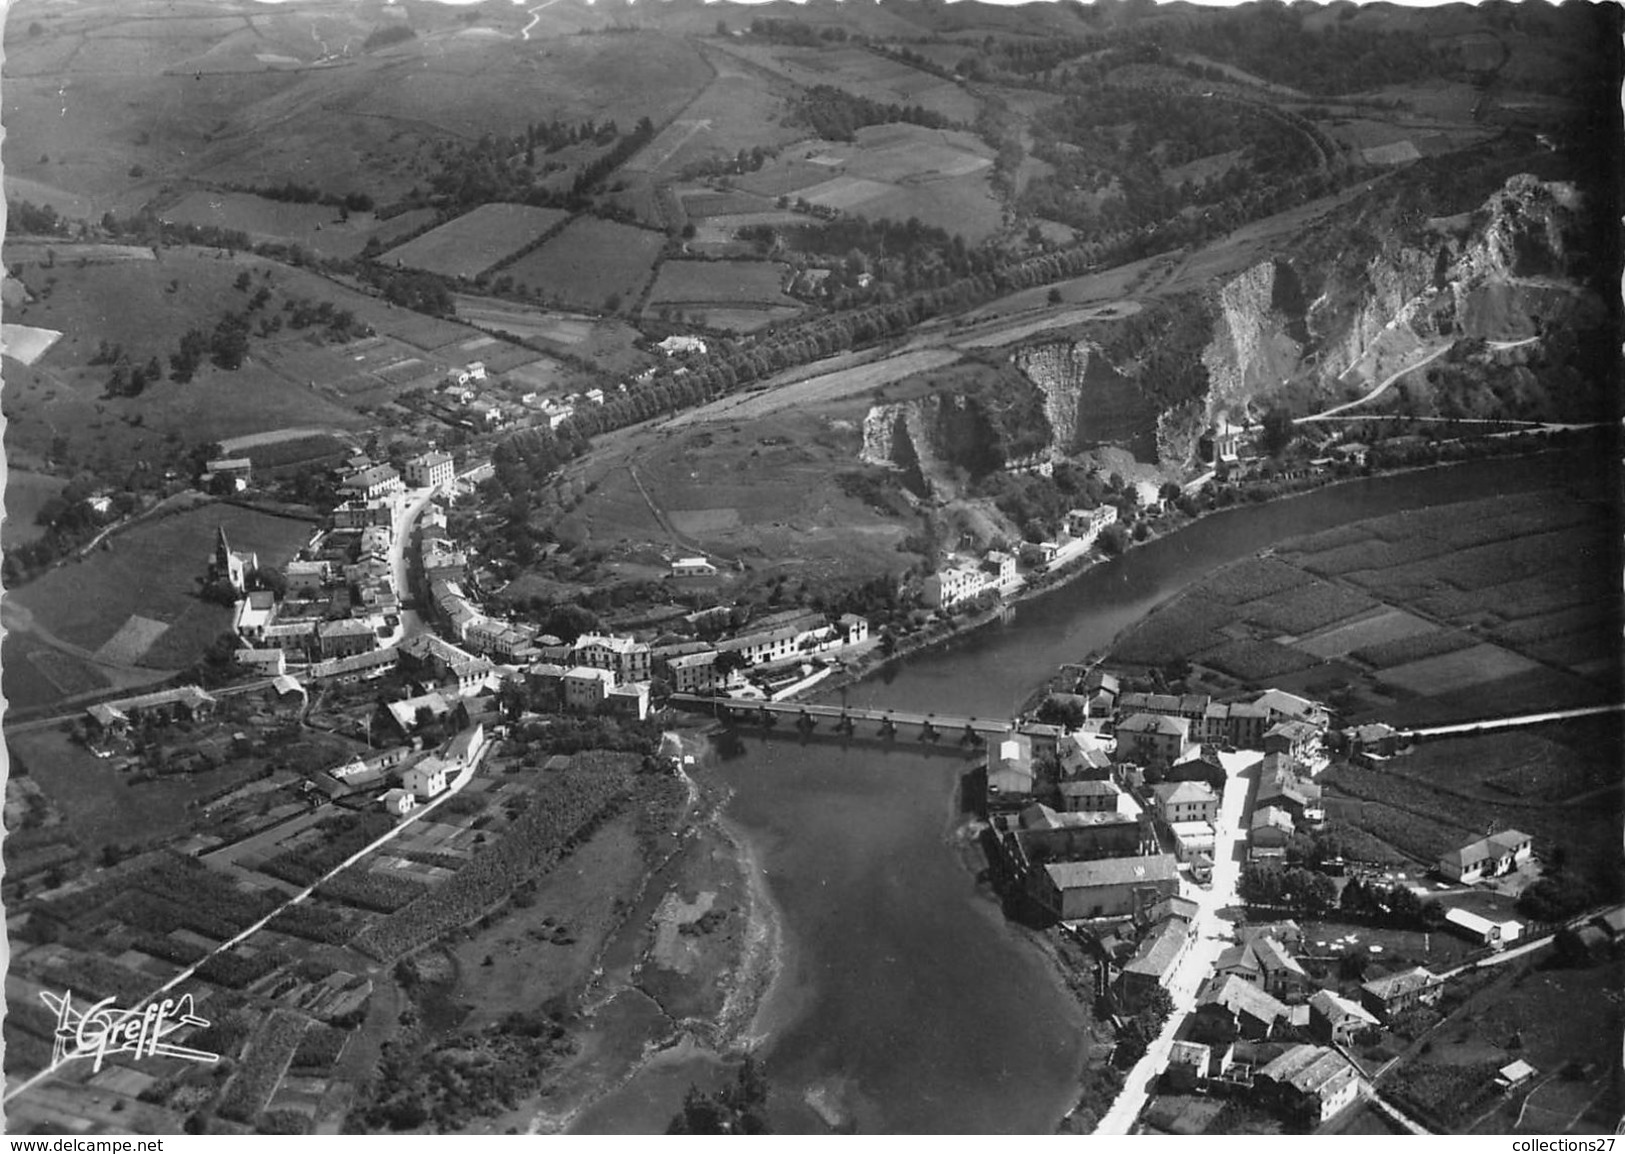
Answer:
647;260;798;308
1293;608;1437;660
1376;643;1545;697
500;217;666;313
739;125;1003;239
382;204;572;279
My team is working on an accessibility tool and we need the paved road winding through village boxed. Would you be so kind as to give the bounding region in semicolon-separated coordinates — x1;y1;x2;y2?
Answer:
1094;749;1257;1134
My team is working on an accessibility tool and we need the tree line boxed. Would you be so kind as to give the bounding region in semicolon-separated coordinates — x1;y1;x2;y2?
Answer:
793;85;955;143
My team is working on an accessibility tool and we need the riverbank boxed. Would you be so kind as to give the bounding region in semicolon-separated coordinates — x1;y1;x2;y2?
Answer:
429;725;771;1137
717;812;788;1051
503;728;789;1136
800;439;1600;713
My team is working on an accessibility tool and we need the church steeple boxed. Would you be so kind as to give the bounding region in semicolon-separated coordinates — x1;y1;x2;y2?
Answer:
215;525;232;570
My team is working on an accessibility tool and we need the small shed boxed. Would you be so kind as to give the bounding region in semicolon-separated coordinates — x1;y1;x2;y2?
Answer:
1496;1059;1537;1090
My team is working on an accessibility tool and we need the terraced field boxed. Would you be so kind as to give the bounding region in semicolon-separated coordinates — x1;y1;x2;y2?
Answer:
1110;486;1618;725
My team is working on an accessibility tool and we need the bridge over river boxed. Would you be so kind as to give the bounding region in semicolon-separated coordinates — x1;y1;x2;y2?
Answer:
668;693;1017;744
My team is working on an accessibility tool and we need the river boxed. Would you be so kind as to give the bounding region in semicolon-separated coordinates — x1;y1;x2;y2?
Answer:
570;452;1585;1134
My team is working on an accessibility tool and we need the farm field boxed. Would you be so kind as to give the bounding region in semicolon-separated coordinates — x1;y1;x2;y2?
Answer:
556;406;923;583
158;191;398;261
625;48;802;177
688;209;819;249
736;124;1003;240
1376;644;1544;697
0;248;427;472
1397;963;1622;1135
6;501;315;668
1109;594;1236;668
1384;723;1621;804
500;218;666;314
1239;579;1378;637
257;335;443;406
6;726;287;857
1111;485;1618;726
1288;603;1436;659
3;470;67;548
4;242;156;265
646;259;802;331
454;296;602;346
381;204;572;280
648;260;795;307
451;294;651;374
1322;753;1619;875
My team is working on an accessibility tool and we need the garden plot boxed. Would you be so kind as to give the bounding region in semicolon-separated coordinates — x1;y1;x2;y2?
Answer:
505;356;572;392
1201;556;1315;604
374;313;479;352
1295;533;1459;577
1201;638;1321;683
92;615;171;666
382;204;571;280
1111;594;1237;667
1376;643;1543;697
1350;628;1478;669
1293;607;1436;660
1419;570;1608;624
1240;580;1379;637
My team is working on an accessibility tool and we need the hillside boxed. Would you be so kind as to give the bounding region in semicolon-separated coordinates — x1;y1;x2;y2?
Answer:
5;0;1620;597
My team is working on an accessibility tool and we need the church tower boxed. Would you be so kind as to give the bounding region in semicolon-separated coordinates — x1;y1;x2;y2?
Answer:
211;525;256;596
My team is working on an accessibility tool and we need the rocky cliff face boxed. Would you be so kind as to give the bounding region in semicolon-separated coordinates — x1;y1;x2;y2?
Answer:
1201;260;1305;424
860;393;1020;497
1183;171;1602;459
1010;342;1090;454
866;173;1604;482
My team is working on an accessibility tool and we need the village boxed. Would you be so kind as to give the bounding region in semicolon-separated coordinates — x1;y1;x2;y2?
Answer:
55;415;1621;1136
28;379;1619;1137
964;666;1620;1134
